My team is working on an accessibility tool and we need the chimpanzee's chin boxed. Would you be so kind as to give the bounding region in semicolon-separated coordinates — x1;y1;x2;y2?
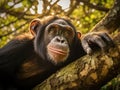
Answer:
48;52;68;65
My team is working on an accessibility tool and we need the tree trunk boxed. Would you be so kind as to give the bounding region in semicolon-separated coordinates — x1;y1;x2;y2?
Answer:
33;0;120;89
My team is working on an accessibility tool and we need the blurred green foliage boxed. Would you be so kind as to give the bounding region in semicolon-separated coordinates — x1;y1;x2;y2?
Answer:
0;0;114;47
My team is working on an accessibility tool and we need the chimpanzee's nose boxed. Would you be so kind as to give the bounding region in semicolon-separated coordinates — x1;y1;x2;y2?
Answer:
55;36;66;44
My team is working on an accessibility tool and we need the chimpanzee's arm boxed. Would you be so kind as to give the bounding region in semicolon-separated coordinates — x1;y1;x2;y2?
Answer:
0;38;33;72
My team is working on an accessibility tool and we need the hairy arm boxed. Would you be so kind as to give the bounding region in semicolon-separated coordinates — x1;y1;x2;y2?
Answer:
0;37;34;72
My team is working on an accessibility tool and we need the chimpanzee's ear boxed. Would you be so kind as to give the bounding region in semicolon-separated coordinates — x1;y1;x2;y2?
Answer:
77;32;81;39
29;19;41;36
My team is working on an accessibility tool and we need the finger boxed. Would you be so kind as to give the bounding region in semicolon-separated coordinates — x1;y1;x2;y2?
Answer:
92;36;106;51
98;33;114;46
81;39;92;55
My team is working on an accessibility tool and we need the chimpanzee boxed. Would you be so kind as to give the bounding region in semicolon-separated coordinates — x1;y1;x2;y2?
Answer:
0;16;113;90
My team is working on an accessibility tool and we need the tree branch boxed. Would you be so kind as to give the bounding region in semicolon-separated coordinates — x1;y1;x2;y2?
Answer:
79;0;109;12
91;0;120;33
0;21;29;39
66;1;80;16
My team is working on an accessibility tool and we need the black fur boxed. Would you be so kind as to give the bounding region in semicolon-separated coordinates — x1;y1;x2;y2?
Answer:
0;16;86;90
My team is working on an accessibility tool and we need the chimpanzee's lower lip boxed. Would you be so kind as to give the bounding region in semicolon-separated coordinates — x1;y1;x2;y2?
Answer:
48;46;68;55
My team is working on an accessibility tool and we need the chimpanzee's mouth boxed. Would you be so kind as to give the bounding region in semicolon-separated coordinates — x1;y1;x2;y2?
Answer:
48;46;68;55
47;44;70;64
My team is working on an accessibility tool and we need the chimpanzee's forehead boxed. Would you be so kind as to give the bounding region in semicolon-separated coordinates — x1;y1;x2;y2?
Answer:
53;19;68;25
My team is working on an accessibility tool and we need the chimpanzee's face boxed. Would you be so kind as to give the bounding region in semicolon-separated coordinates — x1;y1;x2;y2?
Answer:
30;17;77;65
44;19;75;64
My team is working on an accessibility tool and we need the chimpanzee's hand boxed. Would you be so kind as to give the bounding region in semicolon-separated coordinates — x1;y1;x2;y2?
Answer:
81;32;114;55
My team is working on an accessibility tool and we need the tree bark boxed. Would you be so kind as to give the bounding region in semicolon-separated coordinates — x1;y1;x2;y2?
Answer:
33;0;120;89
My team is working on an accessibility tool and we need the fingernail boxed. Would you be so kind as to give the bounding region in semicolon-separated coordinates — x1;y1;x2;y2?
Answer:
87;48;92;55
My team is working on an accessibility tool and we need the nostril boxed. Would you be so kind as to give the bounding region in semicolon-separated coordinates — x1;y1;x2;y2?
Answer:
61;40;65;43
56;38;60;42
55;37;66;43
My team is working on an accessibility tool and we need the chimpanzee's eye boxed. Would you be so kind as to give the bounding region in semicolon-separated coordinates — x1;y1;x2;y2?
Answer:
64;26;74;39
48;27;58;36
64;30;72;38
